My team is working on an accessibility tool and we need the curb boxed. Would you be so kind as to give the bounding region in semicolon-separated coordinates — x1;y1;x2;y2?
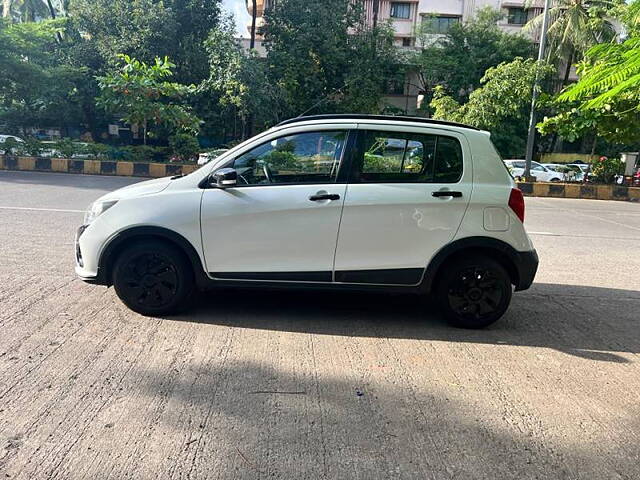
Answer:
517;182;640;202
0;155;199;178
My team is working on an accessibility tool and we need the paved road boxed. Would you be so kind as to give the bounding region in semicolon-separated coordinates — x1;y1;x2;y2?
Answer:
0;170;639;479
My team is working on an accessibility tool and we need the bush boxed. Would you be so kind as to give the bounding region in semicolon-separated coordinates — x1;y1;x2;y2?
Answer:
169;133;200;162
23;137;43;156
54;138;75;158
123;145;158;162
590;156;624;184
86;143;110;159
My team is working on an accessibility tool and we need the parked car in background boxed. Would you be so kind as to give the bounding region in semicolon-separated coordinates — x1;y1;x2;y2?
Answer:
197;148;230;166
0;134;24;143
542;163;584;182
0;134;24;154
38;141;92;159
568;163;592;181
504;160;564;182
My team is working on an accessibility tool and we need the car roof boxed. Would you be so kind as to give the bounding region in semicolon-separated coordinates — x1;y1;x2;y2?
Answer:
275;114;481;132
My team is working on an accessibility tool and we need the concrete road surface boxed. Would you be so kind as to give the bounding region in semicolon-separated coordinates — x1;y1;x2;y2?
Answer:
0;170;639;479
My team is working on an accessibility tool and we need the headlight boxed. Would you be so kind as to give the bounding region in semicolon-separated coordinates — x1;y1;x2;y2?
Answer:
84;200;118;224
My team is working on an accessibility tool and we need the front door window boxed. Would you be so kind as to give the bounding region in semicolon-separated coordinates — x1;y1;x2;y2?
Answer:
231;131;347;185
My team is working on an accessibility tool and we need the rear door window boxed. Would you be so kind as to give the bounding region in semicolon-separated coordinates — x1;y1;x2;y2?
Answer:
352;130;463;183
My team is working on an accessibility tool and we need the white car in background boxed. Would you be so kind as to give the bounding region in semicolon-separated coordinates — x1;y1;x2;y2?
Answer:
0;134;24;154
543;163;584;182
504;160;563;182
568;163;591;175
197;148;229;166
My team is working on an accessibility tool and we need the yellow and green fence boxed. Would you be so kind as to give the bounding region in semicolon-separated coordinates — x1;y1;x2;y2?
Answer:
0;155;199;178
517;181;640;202
1;155;639;201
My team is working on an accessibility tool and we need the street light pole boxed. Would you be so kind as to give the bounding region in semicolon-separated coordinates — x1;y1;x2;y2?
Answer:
372;0;379;28
523;0;551;180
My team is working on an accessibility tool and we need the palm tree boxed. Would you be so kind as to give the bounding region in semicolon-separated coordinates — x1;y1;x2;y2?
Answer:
559;0;640;108
525;0;620;86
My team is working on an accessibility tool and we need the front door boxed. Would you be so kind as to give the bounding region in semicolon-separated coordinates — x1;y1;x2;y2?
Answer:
333;127;472;285
200;129;352;281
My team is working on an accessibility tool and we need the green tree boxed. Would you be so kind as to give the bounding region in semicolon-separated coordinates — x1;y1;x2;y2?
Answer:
525;0;622;85
64;0;221;139
163;0;222;84
67;0;177;70
537;1;640;147
262;0;397;119
0;18;84;133
201;17;283;137
431;58;554;157
97;54;200;144
409;7;534;108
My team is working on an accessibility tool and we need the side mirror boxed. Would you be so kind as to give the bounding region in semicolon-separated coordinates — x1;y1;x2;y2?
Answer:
211;168;237;188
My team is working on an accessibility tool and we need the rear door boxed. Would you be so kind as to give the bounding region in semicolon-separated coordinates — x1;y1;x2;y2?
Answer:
333;126;472;285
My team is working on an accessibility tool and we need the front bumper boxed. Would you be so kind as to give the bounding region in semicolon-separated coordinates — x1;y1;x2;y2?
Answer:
75;223;108;285
513;249;538;291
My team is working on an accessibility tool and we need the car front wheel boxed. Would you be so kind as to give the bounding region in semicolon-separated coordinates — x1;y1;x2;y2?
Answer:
112;240;194;316
436;255;512;328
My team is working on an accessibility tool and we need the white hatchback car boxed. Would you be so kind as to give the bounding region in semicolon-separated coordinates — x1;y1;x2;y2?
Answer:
76;115;538;328
504;160;563;182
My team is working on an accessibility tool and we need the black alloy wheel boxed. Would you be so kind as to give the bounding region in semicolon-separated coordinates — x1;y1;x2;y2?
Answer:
437;256;512;328
113;241;193;316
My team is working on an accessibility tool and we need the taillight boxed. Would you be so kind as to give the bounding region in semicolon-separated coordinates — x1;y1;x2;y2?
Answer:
509;188;525;222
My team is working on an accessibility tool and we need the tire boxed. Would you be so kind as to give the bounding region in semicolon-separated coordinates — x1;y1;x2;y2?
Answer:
112;240;194;316
436;255;512;329
550;177;561;182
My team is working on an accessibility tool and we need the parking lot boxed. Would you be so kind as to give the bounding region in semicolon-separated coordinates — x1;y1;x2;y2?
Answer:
1;170;639;479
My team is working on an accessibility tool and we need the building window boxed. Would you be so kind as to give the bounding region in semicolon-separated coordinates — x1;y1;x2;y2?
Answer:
402;37;413;47
422;15;460;34
507;7;528;25
390;2;411;19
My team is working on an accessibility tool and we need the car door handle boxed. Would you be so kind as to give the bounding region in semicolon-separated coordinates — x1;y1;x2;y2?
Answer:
432;191;462;198
309;193;340;201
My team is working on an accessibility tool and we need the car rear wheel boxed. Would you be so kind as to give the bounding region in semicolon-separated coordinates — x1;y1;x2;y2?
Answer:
112;241;194;316
436;255;512;329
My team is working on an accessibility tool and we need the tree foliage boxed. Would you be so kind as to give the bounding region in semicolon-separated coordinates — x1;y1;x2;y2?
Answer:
538;1;640;145
262;0;397;119
431;58;555;157
96;54;200;144
68;0;177;71
409;7;534;107
524;0;623;85
0;18;84;132
202;17;280;128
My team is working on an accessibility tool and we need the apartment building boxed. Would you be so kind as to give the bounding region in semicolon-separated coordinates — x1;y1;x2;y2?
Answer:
361;1;544;47
361;0;547;113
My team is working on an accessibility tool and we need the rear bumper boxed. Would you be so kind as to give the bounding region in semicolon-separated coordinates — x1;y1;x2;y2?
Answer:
513;249;538;291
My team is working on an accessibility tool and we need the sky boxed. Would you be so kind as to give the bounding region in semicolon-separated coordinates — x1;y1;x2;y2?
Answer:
221;0;252;39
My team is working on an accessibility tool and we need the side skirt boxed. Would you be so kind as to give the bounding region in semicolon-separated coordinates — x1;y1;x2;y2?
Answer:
208;268;424;288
